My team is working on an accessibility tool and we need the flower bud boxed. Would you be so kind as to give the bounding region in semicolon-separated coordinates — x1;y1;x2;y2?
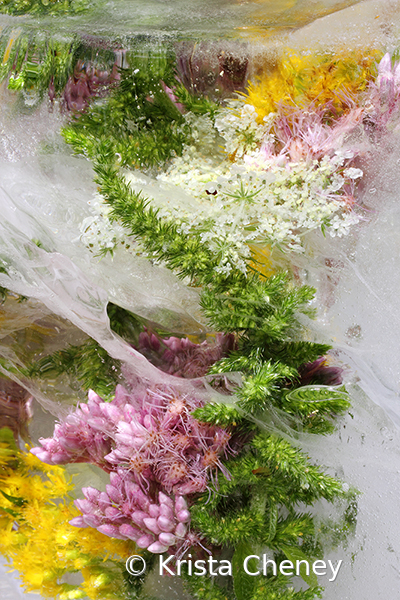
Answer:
157;515;175;533
159;532;176;546
143;517;161;535
148;504;160;518
136;533;155;548
147;541;169;554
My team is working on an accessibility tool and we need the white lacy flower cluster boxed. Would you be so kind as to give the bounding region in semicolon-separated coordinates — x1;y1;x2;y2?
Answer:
214;100;275;158
79;195;129;254
153;104;363;274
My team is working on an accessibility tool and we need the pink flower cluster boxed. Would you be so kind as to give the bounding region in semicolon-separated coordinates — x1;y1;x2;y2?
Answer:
71;470;191;553
32;385;231;494
273;104;363;164
136;331;235;379
31;383;233;552
30;389;116;471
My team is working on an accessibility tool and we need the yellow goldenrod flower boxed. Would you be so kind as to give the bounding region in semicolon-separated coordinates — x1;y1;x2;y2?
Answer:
245;49;382;121
0;435;136;600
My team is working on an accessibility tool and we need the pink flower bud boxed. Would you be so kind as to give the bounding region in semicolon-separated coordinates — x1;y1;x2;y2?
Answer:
106;485;123;504
98;492;110;511
148;504;160;518
157;515;175;533
159;503;174;521
143;517;161;535
99;403;121;422
87;417;107;431
158;492;174;508
60;436;85;451
158;532;176;546
75;499;93;514
88;389;103;404
30;448;53;463
119;524;141;540
98;524;126;539
114;384;131;405
130;510;148;527
69;516;87;528
136;533;155;548
147;541;169;554
143;414;155;430
175;523;187;538
131;437;145;449
124;480;140;496
118;421;132;435
133;489;150;512
174;496;188;513
177;510;190;523
83;514;102;528
83;487;101;504
109;472;122;488
394;62;400;87
105;506;123;521
115;432;133;446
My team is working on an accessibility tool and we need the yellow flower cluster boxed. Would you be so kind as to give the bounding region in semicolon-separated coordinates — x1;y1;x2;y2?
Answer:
245;49;382;121
0;428;134;600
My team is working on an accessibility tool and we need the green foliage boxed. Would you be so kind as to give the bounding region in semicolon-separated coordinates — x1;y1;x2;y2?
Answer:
91;147;225;287
0;0;89;16
181;569;322;600
251;577;323;600
281;386;351;434
188;429;348;599
181;569;234;600
235;361;296;414
62;49;219;171
193;402;244;428
106;302;143;344
191;434;345;546
0;33;79;100
200;273;316;357
251;434;344;503
174;83;220;118
25;339;120;398
64;53;186;170
232;543;259;600
24;303;144;397
122;551;158;600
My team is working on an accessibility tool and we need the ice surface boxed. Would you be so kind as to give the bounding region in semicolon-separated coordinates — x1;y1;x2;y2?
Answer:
301;131;400;423
0;83;66;163
0;0;365;40
283;129;400;598
297;385;400;599
0;153;205;333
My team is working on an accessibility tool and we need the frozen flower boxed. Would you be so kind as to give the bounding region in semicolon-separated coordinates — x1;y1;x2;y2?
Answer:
365;53;400;130
145;105;363;263
62;59;119;113
71;470;192;554
136;330;236;378
30;390;121;470
299;357;343;387
32;384;234;495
